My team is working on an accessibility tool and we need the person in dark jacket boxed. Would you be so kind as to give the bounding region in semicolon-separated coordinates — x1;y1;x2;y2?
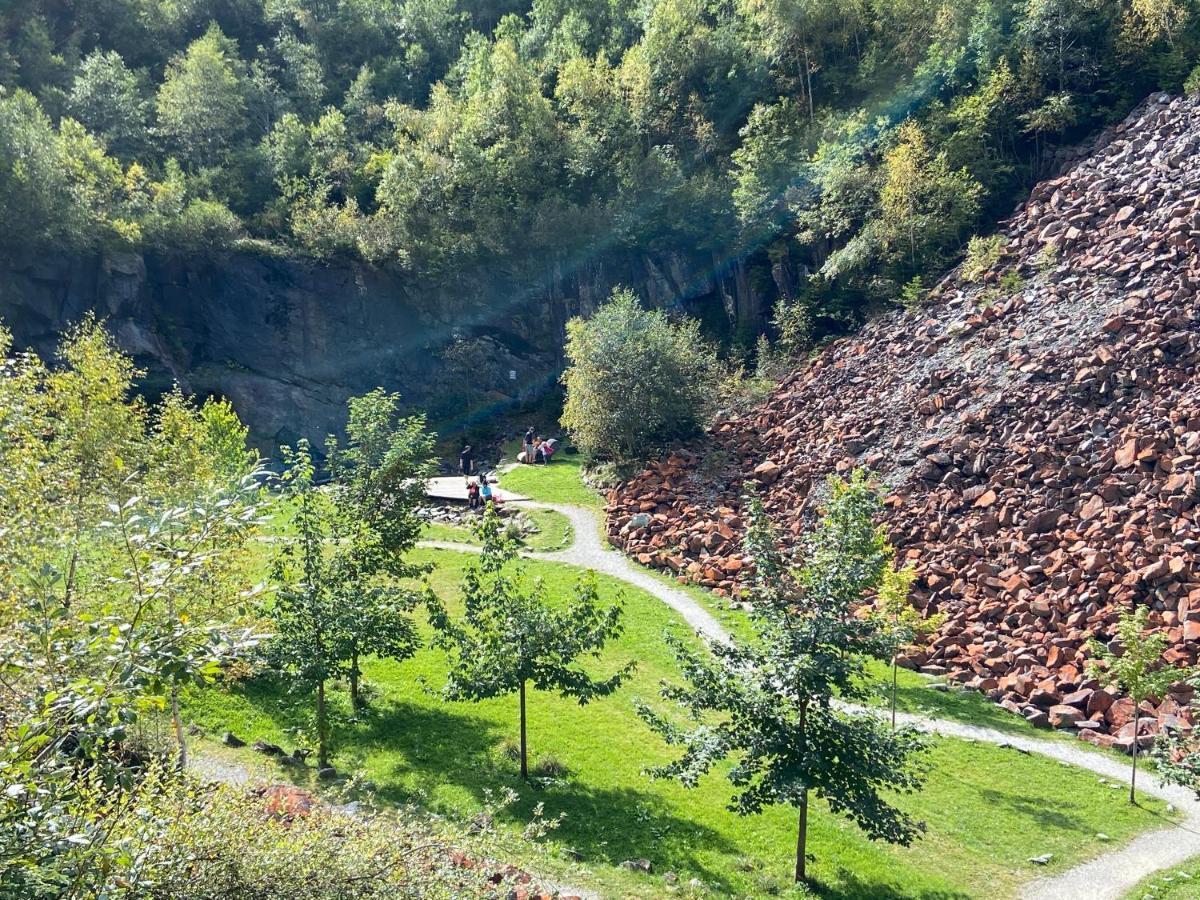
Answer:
460;444;474;481
523;428;535;465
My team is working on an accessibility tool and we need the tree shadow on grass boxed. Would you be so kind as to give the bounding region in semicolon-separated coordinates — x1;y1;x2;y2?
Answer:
344;697;742;891
975;787;1094;834
884;681;1032;736
811;868;972;900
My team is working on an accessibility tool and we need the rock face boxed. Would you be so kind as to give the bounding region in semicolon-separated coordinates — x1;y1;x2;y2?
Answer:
0;244;756;454
608;92;1200;746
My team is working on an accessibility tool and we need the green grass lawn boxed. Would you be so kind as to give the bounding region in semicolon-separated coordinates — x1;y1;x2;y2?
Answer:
185;548;1172;900
421;507;574;552
1126;857;1200;899
498;441;604;508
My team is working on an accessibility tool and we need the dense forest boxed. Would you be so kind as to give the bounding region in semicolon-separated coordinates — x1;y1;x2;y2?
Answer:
2;0;1199;338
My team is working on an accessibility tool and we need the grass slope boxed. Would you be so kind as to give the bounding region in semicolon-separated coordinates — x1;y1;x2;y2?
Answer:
498;442;604;509
186;548;1170;900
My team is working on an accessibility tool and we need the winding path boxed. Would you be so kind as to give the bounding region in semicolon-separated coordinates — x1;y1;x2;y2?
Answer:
422;485;1200;900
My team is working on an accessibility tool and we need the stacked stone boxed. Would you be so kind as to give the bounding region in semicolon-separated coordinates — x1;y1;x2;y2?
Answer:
606;93;1200;748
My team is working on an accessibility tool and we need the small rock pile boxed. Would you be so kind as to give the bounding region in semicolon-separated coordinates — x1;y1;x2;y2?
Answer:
608;92;1200;748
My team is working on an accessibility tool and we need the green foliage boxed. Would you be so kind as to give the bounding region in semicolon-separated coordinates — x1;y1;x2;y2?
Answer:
560;288;720;461
879;120;983;274
1087;605;1192;802
900;274;927;312
639;471;932;882
0;317;267;896
872;564;947;727
1185;62;1200;96
2;0;1198;327
156;25;251;169
962;234;1007;283
67;50;150;159
430;504;634;778
269;390;436;762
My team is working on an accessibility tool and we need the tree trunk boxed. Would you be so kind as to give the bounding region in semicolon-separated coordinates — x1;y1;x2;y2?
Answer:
795;699;809;882
1130;711;1139;804
891;657;899;730
803;46;815;122
171;685;187;768
519;679;529;781
317;678;329;768
350;649;361;708
795;797;809;882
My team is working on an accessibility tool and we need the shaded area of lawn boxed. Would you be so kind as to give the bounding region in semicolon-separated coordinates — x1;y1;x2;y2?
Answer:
186;548;1172;900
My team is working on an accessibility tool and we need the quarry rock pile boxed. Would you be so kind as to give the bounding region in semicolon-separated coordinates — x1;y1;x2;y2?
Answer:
607;93;1200;748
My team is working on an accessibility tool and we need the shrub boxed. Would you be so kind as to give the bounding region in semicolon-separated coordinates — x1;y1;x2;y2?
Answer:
532;755;569;779
1035;242;1060;273
900;274;927;312
1184;64;1200;97
961;234;1006;283
560;288;720;462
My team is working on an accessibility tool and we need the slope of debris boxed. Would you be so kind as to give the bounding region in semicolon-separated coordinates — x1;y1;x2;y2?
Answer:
608;93;1200;749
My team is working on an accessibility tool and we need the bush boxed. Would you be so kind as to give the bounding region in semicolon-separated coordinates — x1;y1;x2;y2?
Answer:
961;234;1006;283
1185;64;1200;97
560;288;720;462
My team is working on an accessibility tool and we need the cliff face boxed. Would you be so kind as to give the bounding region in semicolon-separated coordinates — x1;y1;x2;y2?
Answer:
0;244;758;453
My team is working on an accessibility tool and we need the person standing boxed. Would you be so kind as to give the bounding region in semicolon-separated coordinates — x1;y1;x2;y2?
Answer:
523;428;535;465
460;443;474;482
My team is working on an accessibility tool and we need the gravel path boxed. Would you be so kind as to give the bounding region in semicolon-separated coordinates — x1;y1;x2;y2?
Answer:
435;497;1200;900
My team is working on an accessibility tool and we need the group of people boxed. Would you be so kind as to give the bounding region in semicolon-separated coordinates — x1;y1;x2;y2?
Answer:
459;444;494;511
457;429;556;513
521;427;556;465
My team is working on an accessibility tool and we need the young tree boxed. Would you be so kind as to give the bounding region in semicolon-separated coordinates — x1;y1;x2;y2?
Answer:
560;288;720;461
67;49;150;159
639;472;931;883
431;505;634;779
1087;606;1189;803
44;319;147;609
879;120;982;273
155;24;250;168
269;440;340;768
873;564;946;728
269;391;436;763
325;389;436;707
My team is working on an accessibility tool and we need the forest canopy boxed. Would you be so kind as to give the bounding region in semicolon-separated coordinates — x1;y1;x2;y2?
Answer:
2;0;1198;324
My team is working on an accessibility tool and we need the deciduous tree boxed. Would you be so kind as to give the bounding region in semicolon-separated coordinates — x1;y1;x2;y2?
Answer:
1087;605;1189;802
639;472;930;882
431;504;633;779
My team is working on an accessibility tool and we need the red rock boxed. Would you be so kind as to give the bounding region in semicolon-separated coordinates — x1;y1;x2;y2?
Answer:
605;92;1200;745
1048;705;1085;728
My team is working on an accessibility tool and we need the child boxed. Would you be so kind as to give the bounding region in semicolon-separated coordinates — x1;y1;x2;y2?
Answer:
467;479;481;510
480;476;493;506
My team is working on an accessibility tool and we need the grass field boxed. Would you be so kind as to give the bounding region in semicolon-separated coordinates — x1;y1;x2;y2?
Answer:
422;507;574;551
1126;858;1200;899
186;546;1173;900
498;441;605;508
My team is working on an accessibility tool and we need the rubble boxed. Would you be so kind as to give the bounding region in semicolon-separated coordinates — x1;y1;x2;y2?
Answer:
607;93;1200;745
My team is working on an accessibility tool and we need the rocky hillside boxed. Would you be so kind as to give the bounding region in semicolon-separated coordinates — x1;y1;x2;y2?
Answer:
608;92;1200;750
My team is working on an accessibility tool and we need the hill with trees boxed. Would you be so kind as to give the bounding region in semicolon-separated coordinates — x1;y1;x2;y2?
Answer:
3;0;1199;343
